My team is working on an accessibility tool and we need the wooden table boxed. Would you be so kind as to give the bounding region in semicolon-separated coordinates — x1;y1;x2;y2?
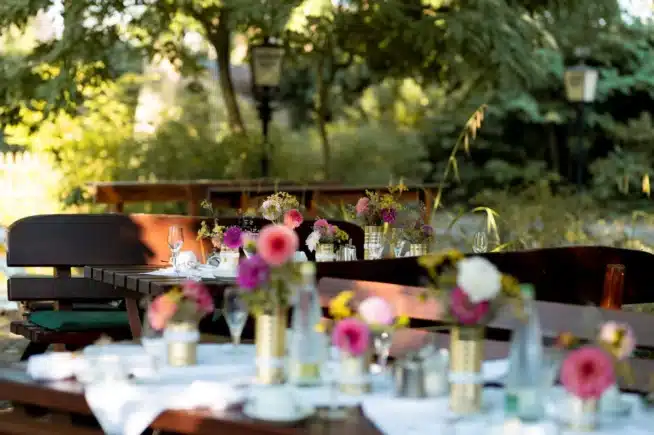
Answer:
3;327;653;435
207;184;438;221
89;180;341;216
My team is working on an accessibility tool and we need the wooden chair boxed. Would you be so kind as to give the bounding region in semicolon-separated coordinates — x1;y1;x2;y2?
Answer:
6;213;364;359
316;246;654;308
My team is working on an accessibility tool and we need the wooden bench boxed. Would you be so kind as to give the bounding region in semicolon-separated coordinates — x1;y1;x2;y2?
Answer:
316;246;654;308
6;213;363;359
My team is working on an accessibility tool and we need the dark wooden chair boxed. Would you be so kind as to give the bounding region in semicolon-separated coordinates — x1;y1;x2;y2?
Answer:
6;213;365;359
316;246;654;308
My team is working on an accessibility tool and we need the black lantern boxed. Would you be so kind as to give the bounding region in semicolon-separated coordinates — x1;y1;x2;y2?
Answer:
564;48;598;189
250;38;285;177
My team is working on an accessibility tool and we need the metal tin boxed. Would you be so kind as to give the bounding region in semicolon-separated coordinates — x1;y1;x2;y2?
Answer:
255;311;287;384
394;352;427;398
449;326;484;414
164;322;199;367
316;243;335;262
409;243;428;257
364;226;383;260
340;352;372;395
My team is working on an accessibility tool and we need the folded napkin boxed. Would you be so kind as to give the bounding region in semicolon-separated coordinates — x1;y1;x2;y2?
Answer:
144;264;231;279
85;381;246;435
27;352;80;381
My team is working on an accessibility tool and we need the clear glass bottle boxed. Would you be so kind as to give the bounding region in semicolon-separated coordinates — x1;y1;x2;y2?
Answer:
288;262;324;386
504;284;544;422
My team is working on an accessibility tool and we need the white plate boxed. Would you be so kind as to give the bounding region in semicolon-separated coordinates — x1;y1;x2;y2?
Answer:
243;402;314;424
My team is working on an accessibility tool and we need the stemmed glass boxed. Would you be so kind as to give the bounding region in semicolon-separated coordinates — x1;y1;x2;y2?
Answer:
372;329;393;374
321;344;346;420
167;226;184;274
472;231;488;253
223;287;248;353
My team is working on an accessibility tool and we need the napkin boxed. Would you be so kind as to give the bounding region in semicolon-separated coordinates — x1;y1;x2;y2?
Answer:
85;381;246;435
27;352;80;381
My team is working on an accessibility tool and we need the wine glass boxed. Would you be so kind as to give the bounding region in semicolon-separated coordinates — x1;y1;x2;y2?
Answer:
167;226;184;274
321;345;346;420
223;287;248;352
472;231;488;253
372;329;393;374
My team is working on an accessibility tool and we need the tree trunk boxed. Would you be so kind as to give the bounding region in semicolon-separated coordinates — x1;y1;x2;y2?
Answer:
208;10;247;136
316;59;331;179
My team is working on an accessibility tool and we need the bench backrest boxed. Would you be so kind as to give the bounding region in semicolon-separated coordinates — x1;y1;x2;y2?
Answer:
7;213;365;267
316;246;654;307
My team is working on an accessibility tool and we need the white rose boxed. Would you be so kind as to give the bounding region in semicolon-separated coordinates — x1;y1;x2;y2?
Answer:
456;256;502;303
306;230;321;252
261;199;282;221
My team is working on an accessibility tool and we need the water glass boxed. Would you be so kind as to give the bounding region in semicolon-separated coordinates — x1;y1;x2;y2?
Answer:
372;329;393;374
141;298;166;368
223;287;248;352
167;226;184;273
472;231;488;253
321;345;346;420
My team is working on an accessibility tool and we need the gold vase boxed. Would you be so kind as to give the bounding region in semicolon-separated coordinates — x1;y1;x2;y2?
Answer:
339;351;372;395
569;397;598;431
364;225;383;260
449;326;484;414
316;243;335;262
164;321;199;367
255;310;287;384
409;243;428;256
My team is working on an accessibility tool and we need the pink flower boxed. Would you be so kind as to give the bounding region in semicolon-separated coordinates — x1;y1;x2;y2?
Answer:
560;346;615;400
359;297;395;326
332;318;370;357
598;321;636;360
182;281;215;314
314;219;329;230
237;254;270;290
223;226;243;249
148;294;178;331
450;286;490;325
355;197;370;215
256;224;299;266
283;209;304;229
381;208;396;224
211;234;222;249
327;224;337;235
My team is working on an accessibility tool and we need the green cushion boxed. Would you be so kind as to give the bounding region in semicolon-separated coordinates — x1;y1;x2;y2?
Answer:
28;311;129;332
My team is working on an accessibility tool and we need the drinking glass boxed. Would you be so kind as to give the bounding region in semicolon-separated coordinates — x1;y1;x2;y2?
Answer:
167;226;184;274
223;287;248;352
321;345;346;420
472;231;488;253
372;329;393;374
369;243;385;259
141;298;166;369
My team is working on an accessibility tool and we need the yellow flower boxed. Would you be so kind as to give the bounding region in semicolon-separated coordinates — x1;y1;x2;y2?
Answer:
394;315;410;328
501;274;521;297
329;290;354;320
446;250;464;262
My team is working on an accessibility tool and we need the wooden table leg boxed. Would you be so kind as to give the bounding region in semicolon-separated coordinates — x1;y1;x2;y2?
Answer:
125;298;142;339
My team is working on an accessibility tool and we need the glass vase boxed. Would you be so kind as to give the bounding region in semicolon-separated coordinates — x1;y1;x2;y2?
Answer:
339;350;372;395
364;226;383;260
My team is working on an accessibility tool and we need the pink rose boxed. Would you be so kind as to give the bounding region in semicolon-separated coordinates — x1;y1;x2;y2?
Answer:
358;297;395;326
450;286;490;325
314;219;329;230
182;281;215;314
283;209;304;229
148;294;178;331
332;318;370;357
256;224;299;266
355;197;370;215
560;347;615;400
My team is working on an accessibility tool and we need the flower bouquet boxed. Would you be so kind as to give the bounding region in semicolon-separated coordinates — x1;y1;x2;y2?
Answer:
331;317;372;395
147;281;215;367
418;250;522;414
260;192;301;224
352;183;406;259
236;224;301;383
560;346;615;430
401;221;434;256
330;291;409;376
305;219;349;261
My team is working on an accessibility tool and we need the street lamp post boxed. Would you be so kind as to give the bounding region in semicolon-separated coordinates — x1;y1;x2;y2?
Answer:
564;50;598;189
250;38;285;178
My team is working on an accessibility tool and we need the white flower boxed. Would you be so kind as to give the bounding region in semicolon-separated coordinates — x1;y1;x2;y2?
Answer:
456;256;502;303
261;199;282;221
306;230;321;252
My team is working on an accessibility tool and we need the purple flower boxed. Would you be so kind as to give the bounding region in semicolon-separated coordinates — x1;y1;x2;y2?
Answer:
223;226;243;249
237;255;270;290
381;208;396;224
422;225;434;237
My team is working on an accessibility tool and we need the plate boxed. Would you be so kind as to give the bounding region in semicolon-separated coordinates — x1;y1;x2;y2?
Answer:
243;402;314;424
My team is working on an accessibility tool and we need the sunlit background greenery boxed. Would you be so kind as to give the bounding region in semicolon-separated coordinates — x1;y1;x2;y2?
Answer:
1;0;654;258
